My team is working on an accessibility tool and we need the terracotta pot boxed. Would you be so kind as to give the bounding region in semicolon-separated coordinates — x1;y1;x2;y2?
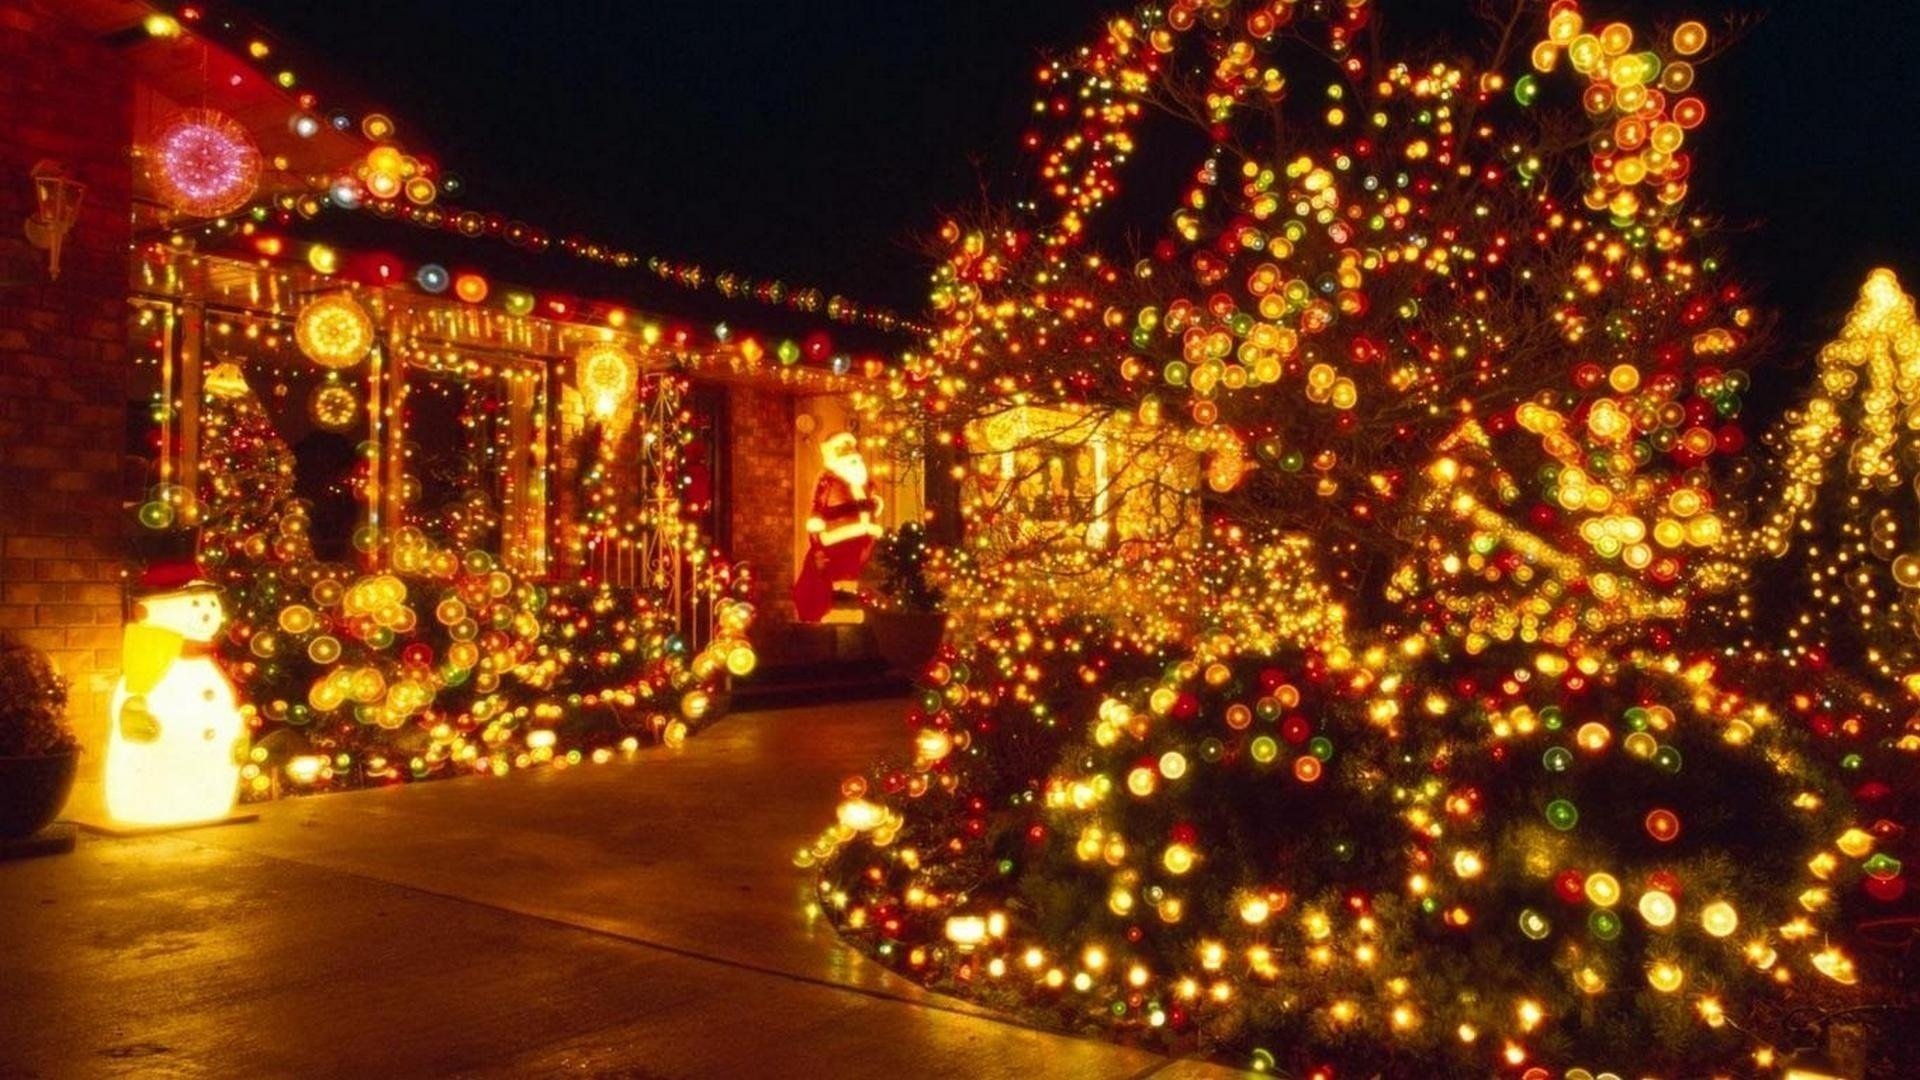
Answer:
868;610;947;677
0;750;77;839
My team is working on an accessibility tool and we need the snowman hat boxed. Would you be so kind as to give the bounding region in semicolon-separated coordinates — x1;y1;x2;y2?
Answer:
134;559;220;598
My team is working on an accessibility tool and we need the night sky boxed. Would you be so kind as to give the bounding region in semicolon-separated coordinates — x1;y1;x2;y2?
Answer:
243;1;1920;364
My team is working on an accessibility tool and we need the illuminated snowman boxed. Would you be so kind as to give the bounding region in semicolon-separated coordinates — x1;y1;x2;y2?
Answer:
105;562;246;826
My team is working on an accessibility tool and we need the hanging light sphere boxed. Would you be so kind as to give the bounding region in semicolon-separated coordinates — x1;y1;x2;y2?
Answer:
576;341;637;418
152;108;262;218
296;294;375;369
308;383;360;430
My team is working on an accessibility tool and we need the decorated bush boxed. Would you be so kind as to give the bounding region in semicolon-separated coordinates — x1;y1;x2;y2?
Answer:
811;0;1917;1074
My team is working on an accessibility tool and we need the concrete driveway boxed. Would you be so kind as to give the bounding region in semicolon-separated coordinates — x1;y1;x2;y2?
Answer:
0;700;1243;1079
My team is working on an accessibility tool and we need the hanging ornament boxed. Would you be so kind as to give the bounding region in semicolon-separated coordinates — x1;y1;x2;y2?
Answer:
151;109;262;218
309;382;360;431
576;341;637;419
296;294;375;369
203;360;251;400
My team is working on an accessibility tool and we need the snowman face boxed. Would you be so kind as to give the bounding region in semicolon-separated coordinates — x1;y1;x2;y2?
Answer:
138;589;227;643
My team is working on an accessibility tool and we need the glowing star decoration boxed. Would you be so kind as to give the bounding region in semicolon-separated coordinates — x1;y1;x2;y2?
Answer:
576;341;638;420
151;109;262;218
106;564;246;826
295;294;375;370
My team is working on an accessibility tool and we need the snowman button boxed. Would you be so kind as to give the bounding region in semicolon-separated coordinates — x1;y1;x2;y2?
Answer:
204;688;217;701
203;727;216;740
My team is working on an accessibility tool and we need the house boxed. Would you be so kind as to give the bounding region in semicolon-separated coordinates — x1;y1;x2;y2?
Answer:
0;0;928;801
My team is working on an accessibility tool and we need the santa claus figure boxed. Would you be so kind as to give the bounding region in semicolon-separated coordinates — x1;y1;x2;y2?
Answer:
105;561;247;826
792;432;884;622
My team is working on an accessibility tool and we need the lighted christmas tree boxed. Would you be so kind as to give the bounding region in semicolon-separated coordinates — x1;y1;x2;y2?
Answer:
811;1;1906;1073
190;357;755;792
1693;270;1920;915
196;362;297;555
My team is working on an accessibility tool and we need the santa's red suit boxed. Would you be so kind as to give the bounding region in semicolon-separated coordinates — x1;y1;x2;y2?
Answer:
792;440;883;622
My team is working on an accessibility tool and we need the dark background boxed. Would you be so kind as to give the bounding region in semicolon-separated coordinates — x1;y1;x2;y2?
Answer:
241;1;1920;365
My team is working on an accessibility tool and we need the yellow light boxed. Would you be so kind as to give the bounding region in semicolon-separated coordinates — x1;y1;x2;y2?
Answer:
1836;828;1875;858
1451;850;1484;879
1811;947;1858;985
1637;889;1677;928
1700;901;1739;938
295;294;375;369
944;915;988;950
143;13;182;38
1647;961;1685;993
1162;843;1196;875
1199;940;1225;971
1672;20;1709;56
284;754;326;785
915;728;954;763
454;273;489;304
576;341;638;420
836;798;886;832
1127;766;1157;797
1585;872;1621;907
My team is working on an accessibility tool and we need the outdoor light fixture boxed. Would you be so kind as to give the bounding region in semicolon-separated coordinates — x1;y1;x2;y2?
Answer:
576;340;637;420
23;160;85;281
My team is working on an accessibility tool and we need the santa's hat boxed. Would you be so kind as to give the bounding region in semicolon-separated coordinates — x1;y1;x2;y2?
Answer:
133;558;219;598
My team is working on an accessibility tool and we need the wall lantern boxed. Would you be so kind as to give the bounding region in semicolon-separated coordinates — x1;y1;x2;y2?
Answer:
23;160;86;281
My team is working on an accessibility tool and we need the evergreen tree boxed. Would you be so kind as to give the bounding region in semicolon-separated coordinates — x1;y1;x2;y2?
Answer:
813;2;1904;1073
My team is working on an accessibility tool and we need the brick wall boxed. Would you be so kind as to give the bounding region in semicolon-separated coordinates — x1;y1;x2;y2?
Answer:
726;384;796;637
0;0;134;776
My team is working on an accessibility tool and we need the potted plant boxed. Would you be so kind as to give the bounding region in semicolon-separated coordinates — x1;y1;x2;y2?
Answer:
867;523;947;676
0;631;80;838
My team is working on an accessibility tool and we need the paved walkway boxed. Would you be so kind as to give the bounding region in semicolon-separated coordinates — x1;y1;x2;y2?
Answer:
0;700;1243;1079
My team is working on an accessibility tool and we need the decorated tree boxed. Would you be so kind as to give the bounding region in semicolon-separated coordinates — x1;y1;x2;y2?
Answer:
1693;271;1920;919
196;362;298;547
814;1;1911;1074
191;358;755;793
